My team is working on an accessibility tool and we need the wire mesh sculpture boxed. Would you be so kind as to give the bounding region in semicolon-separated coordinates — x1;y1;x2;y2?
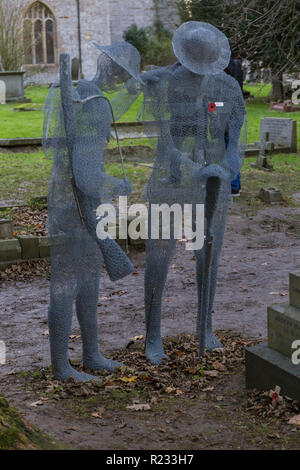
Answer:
43;42;143;381
141;22;247;364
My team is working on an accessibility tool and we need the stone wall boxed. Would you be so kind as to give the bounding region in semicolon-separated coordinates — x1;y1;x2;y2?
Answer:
109;0;156;42
156;0;180;31
79;0;111;79
109;0;179;43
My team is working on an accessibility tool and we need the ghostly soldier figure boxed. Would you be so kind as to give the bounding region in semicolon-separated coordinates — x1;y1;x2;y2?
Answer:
43;42;143;382
141;22;247;364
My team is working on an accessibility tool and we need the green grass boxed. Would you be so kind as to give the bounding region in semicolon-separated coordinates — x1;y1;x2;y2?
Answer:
0;396;62;450
0;149;299;206
0;84;299;206
1;84;299;146
244;83;300;147
0;150;52;202
0;85;142;139
0;85;48;138
0;150;151;204
241;153;300;204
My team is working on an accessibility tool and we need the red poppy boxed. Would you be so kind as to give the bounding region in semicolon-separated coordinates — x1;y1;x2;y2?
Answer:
208;102;216;112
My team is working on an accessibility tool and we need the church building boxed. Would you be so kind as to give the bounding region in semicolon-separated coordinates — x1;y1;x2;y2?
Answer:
18;0;179;83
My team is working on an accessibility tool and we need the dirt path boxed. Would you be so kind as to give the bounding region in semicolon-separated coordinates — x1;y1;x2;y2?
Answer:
0;202;300;449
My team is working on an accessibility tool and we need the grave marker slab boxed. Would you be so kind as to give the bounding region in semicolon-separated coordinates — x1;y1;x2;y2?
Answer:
268;303;300;358
290;271;300;309
0;80;5;104
0;219;13;239
246;271;300;400
260;117;297;152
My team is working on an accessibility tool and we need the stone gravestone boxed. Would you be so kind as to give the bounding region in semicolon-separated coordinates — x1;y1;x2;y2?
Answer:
0;80;6;104
260;117;297;153
0;72;25;102
246;271;300;401
0;220;13;239
251;131;274;170
71;57;80;81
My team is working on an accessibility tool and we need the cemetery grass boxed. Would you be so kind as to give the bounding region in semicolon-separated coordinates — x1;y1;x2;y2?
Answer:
0;395;64;450
1;149;299;208
0;149;152;206
0;84;299;147
0;85;144;139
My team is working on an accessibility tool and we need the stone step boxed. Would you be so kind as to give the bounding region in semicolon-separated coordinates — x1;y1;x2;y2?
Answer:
268;303;300;358
0;239;21;262
17;235;40;259
0;219;13;239
290;271;300;309
39;237;51;258
245;342;300;401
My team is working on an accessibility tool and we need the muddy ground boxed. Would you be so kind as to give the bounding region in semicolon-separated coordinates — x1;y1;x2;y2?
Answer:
0;201;300;449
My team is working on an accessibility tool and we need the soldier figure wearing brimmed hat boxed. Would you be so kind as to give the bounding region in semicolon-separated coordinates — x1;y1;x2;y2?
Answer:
44;42;143;382
141;22;247;364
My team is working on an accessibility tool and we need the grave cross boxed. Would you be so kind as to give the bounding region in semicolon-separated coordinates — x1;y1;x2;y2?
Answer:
252;131;274;171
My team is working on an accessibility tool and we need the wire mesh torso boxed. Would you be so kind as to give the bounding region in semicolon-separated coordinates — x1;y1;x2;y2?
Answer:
142;64;246;205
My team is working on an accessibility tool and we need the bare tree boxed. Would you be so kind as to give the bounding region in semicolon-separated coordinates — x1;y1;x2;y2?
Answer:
177;0;300;100
0;0;25;71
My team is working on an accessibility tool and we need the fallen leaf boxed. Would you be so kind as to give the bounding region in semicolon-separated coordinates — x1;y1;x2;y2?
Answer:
126;335;144;348
126;403;151;411
212;361;226;371
288;415;300;426
204;370;219;377
29;400;45;407
165;387;176;394
132;335;143;342
150;396;158;404
270;292;288;296
174;350;183;356
91;407;105;419
119;376;137;383
184;367;198;374
158;427;167;433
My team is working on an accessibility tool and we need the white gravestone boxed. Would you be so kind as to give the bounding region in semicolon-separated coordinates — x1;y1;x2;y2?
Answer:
0;340;6;365
0;80;6;104
260;117;297;153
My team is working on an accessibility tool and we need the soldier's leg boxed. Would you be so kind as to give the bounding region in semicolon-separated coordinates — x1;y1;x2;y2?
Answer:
145;237;177;365
195;244;223;352
48;237;98;382
75;236;123;372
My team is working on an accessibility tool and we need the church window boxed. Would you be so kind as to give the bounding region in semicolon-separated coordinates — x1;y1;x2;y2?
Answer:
23;2;57;65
